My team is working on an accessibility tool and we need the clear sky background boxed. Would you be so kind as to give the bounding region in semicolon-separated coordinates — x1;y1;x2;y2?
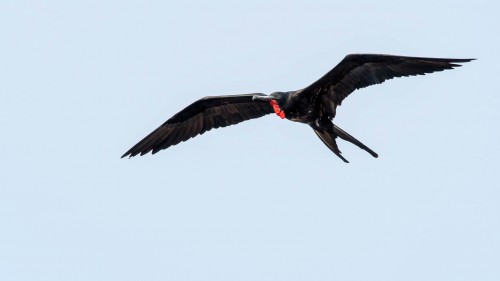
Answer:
1;1;498;280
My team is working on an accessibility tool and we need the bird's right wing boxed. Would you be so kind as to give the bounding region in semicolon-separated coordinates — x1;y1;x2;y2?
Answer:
122;94;274;158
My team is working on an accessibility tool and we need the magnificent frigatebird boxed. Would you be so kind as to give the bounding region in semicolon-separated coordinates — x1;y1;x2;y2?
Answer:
122;54;473;162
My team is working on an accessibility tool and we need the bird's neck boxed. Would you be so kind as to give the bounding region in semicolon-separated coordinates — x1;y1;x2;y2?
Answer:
269;100;286;119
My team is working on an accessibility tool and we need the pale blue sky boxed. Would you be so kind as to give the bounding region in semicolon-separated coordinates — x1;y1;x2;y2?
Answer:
1;1;499;280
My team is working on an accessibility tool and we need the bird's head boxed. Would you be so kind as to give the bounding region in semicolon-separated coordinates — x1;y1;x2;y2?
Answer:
269;91;288;104
252;92;290;119
252;91;289;107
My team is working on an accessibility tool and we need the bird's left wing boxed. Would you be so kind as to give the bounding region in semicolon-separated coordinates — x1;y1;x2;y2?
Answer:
122;94;274;158
298;54;473;114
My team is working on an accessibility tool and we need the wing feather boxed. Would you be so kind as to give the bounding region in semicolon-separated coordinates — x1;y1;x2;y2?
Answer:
300;54;474;112
122;94;274;158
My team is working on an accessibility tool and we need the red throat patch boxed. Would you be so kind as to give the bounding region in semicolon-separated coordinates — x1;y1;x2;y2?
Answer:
269;100;286;119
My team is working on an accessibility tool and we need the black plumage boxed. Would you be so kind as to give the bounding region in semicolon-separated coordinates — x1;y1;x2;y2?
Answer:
122;54;473;162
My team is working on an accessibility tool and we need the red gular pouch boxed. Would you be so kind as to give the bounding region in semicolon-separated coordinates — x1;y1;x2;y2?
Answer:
269;100;286;119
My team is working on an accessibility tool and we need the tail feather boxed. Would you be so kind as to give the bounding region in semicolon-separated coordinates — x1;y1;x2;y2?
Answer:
311;121;378;162
333;125;378;158
313;129;349;163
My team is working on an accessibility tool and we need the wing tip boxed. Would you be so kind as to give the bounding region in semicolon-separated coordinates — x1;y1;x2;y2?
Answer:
121;151;136;159
121;147;152;158
449;58;475;67
344;54;476;63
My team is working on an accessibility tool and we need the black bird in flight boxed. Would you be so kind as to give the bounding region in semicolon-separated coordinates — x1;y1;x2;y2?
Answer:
122;54;473;162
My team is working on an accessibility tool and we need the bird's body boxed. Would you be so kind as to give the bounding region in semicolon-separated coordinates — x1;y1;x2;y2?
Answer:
122;54;473;162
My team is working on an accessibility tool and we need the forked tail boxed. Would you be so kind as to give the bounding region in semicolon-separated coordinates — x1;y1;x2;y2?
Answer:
311;121;378;163
333;124;378;158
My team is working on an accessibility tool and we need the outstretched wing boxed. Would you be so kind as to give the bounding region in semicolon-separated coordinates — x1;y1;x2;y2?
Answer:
122;94;274;158
299;54;474;115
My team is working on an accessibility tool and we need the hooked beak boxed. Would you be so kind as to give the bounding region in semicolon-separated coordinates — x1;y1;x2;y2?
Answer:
252;95;275;101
